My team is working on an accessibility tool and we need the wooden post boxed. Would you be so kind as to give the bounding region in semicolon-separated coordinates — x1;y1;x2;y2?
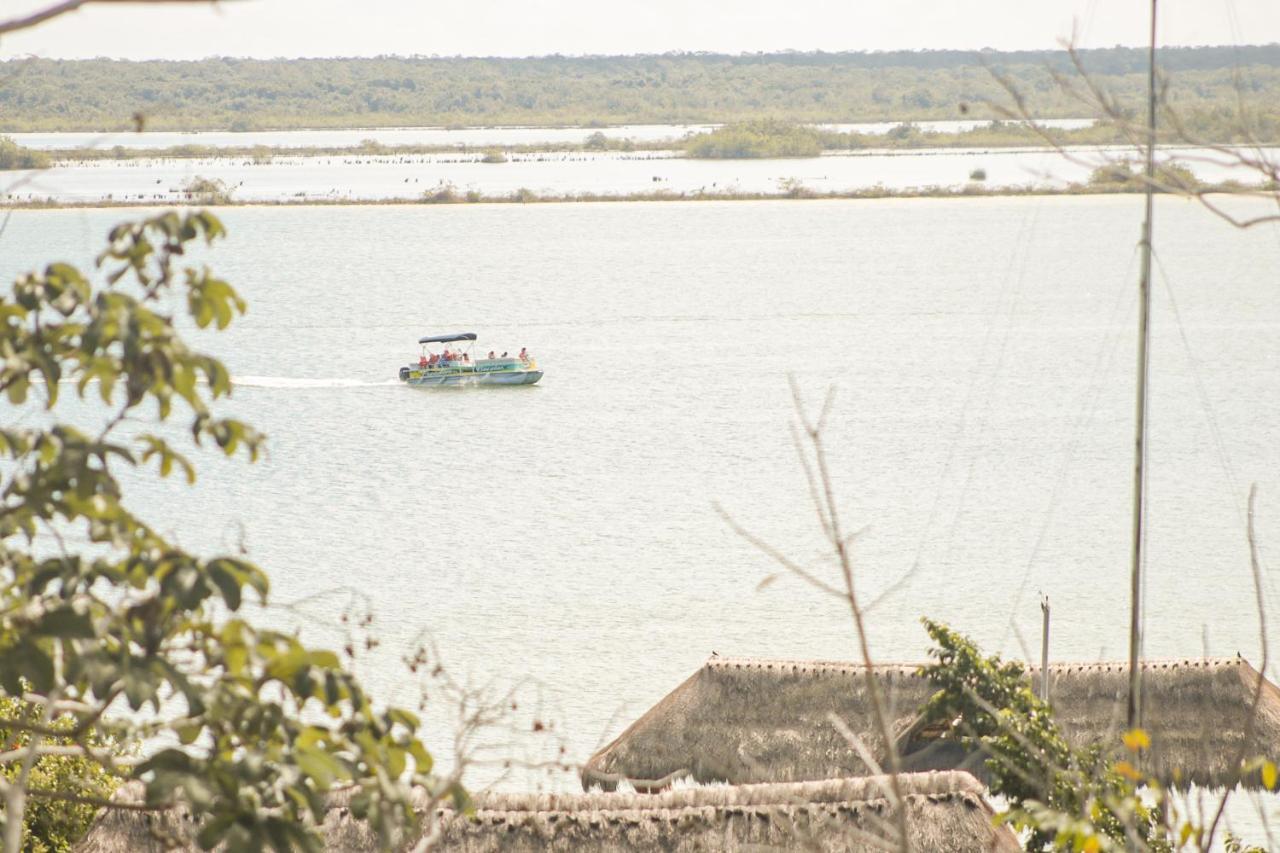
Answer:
1040;595;1050;703
1128;0;1159;734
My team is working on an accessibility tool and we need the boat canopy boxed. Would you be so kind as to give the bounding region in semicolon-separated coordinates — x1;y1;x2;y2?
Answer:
418;333;478;344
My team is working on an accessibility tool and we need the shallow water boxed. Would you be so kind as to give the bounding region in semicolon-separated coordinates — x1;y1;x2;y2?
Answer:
3;144;1265;203
0;199;1278;823
9;118;1094;151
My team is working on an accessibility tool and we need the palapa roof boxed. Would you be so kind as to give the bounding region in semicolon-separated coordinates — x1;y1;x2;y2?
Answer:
75;772;1018;852
584;655;1280;792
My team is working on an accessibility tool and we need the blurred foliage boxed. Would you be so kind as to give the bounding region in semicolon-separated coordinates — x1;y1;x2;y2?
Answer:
0;211;459;851
3;47;1280;131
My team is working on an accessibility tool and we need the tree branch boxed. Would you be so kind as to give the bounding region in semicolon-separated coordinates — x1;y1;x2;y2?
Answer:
25;787;173;812
0;0;234;37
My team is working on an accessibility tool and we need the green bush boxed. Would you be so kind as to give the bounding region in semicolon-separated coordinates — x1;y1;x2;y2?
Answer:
0;137;51;171
684;120;824;158
180;176;234;204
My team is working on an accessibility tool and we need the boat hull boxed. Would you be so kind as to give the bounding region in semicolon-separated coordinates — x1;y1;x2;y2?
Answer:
402;369;542;388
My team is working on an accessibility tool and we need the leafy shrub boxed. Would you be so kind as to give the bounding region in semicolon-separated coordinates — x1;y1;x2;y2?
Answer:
0;137;51;170
684;120;824;158
423;182;461;203
181;175;234;204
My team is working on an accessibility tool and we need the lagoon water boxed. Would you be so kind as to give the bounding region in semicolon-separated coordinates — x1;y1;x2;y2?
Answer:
9;118;1094;151
1;198;1278;813
4;144;1263;204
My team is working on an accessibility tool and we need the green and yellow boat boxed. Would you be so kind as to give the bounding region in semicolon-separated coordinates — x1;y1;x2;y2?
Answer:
398;333;543;387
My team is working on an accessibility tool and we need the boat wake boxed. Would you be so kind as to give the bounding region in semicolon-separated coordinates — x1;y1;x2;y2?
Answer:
234;376;400;389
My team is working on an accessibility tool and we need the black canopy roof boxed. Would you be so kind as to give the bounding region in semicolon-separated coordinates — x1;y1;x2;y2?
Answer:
418;333;478;344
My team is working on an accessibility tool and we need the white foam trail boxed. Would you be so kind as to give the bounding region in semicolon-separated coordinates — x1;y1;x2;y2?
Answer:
233;376;399;389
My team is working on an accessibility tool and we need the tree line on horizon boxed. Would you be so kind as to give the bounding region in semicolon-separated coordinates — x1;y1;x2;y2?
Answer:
1;45;1279;131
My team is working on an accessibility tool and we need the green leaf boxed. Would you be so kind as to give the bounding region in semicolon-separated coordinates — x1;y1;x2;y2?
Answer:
18;642;55;693
33;606;95;639
296;747;346;788
207;561;242;611
196;813;235;850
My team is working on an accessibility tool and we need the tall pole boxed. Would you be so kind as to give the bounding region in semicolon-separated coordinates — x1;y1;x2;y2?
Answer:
1128;0;1159;732
1040;595;1051;703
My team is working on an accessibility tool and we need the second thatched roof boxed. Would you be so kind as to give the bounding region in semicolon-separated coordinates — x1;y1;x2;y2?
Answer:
583;655;1280;791
75;771;1017;852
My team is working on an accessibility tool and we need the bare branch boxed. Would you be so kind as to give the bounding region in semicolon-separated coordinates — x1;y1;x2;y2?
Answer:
712;502;847;600
25;788;172;812
1201;484;1269;851
0;0;234;38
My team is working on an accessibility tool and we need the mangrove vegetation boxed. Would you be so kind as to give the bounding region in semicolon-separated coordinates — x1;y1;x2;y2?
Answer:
2;46;1280;132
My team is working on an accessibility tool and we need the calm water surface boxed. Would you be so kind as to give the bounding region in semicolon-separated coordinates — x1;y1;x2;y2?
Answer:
4;145;1263;203
1;198;1278;808
9;119;1094;150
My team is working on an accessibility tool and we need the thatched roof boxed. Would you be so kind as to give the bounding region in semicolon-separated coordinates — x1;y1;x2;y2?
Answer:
584;655;1280;791
75;771;1016;852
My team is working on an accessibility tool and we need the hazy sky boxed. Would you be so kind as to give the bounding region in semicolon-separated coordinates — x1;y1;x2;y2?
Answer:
1;0;1278;61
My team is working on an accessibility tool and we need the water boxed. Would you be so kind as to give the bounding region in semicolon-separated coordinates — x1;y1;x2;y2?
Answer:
1;199;1278;815
3;144;1264;203
8;118;1094;151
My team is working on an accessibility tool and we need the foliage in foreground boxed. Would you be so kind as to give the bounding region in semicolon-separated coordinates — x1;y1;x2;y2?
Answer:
916;620;1271;852
0;211;458;851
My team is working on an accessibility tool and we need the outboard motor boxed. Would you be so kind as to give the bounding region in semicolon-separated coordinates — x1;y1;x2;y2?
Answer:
398;366;410;381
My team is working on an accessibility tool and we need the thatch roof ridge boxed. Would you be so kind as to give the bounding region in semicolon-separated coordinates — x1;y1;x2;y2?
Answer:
468;770;979;814
706;654;1244;676
77;773;1021;852
586;654;1280;792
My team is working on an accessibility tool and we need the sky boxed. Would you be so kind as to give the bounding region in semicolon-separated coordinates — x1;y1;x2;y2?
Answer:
0;0;1278;61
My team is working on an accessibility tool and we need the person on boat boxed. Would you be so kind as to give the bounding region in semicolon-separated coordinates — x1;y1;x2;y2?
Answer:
419;354;428;368
501;351;508;358
462;352;470;363
488;351;495;359
519;347;529;363
427;352;439;367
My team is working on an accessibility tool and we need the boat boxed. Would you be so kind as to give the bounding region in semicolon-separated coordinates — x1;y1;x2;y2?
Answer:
398;332;543;387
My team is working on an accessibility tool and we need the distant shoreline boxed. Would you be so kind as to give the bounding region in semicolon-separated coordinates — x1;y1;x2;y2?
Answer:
1;46;1277;133
0;180;1265;210
25;132;1280;164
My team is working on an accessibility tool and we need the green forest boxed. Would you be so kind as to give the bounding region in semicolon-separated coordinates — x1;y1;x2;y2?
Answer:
1;45;1279;131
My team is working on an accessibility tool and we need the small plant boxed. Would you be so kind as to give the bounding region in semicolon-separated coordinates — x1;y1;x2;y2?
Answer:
969;167;987;181
180;175;234;204
481;149;509;164
422;181;461;203
778;177;815;198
